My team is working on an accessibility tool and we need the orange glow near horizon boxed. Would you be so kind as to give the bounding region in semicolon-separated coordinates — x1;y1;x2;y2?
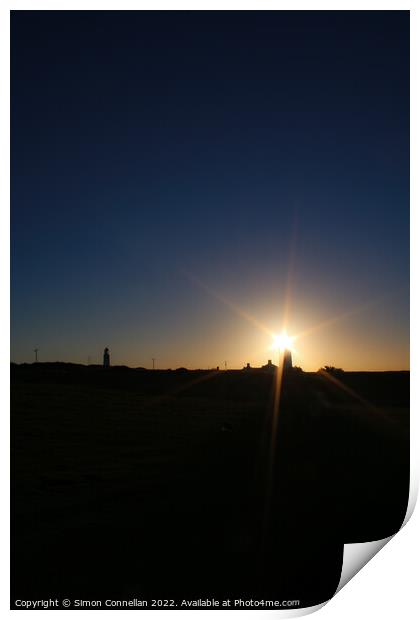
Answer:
21;272;408;372
178;269;409;372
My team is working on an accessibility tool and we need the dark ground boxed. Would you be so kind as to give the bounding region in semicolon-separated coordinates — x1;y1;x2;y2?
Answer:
11;363;409;609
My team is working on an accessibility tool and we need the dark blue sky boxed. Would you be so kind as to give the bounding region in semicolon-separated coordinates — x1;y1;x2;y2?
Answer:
11;11;409;369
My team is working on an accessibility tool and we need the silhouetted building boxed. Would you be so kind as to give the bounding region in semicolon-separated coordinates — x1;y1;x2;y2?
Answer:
262;359;277;372
242;356;293;373
103;347;110;368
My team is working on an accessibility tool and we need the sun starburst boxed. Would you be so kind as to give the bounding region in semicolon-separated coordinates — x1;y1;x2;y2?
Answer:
270;331;294;352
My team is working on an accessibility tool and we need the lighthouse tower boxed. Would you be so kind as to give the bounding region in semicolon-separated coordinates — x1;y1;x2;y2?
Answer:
283;349;293;370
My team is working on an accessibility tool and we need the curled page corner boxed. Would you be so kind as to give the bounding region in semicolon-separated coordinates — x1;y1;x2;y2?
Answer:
333;475;418;600
277;536;395;616
335;536;393;595
402;472;418;527
259;480;417;616
272;539;392;617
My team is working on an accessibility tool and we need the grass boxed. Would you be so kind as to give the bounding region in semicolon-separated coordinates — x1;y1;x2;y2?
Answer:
11;364;409;608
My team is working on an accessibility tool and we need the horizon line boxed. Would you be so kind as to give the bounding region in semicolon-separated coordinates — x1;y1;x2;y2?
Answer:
10;361;410;373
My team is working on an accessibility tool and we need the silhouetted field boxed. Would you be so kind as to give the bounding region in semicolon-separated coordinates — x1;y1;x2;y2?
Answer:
11;364;409;608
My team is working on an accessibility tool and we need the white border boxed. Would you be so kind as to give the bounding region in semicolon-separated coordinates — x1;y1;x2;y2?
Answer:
3;2;417;618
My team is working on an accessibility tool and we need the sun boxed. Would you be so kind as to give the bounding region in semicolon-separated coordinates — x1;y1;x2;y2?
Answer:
271;331;294;352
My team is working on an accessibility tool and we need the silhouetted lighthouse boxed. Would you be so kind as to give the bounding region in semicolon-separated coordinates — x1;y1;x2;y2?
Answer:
103;347;110;368
283;349;292;370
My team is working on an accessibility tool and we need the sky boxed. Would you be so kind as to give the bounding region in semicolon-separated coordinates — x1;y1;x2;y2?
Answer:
11;10;409;371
